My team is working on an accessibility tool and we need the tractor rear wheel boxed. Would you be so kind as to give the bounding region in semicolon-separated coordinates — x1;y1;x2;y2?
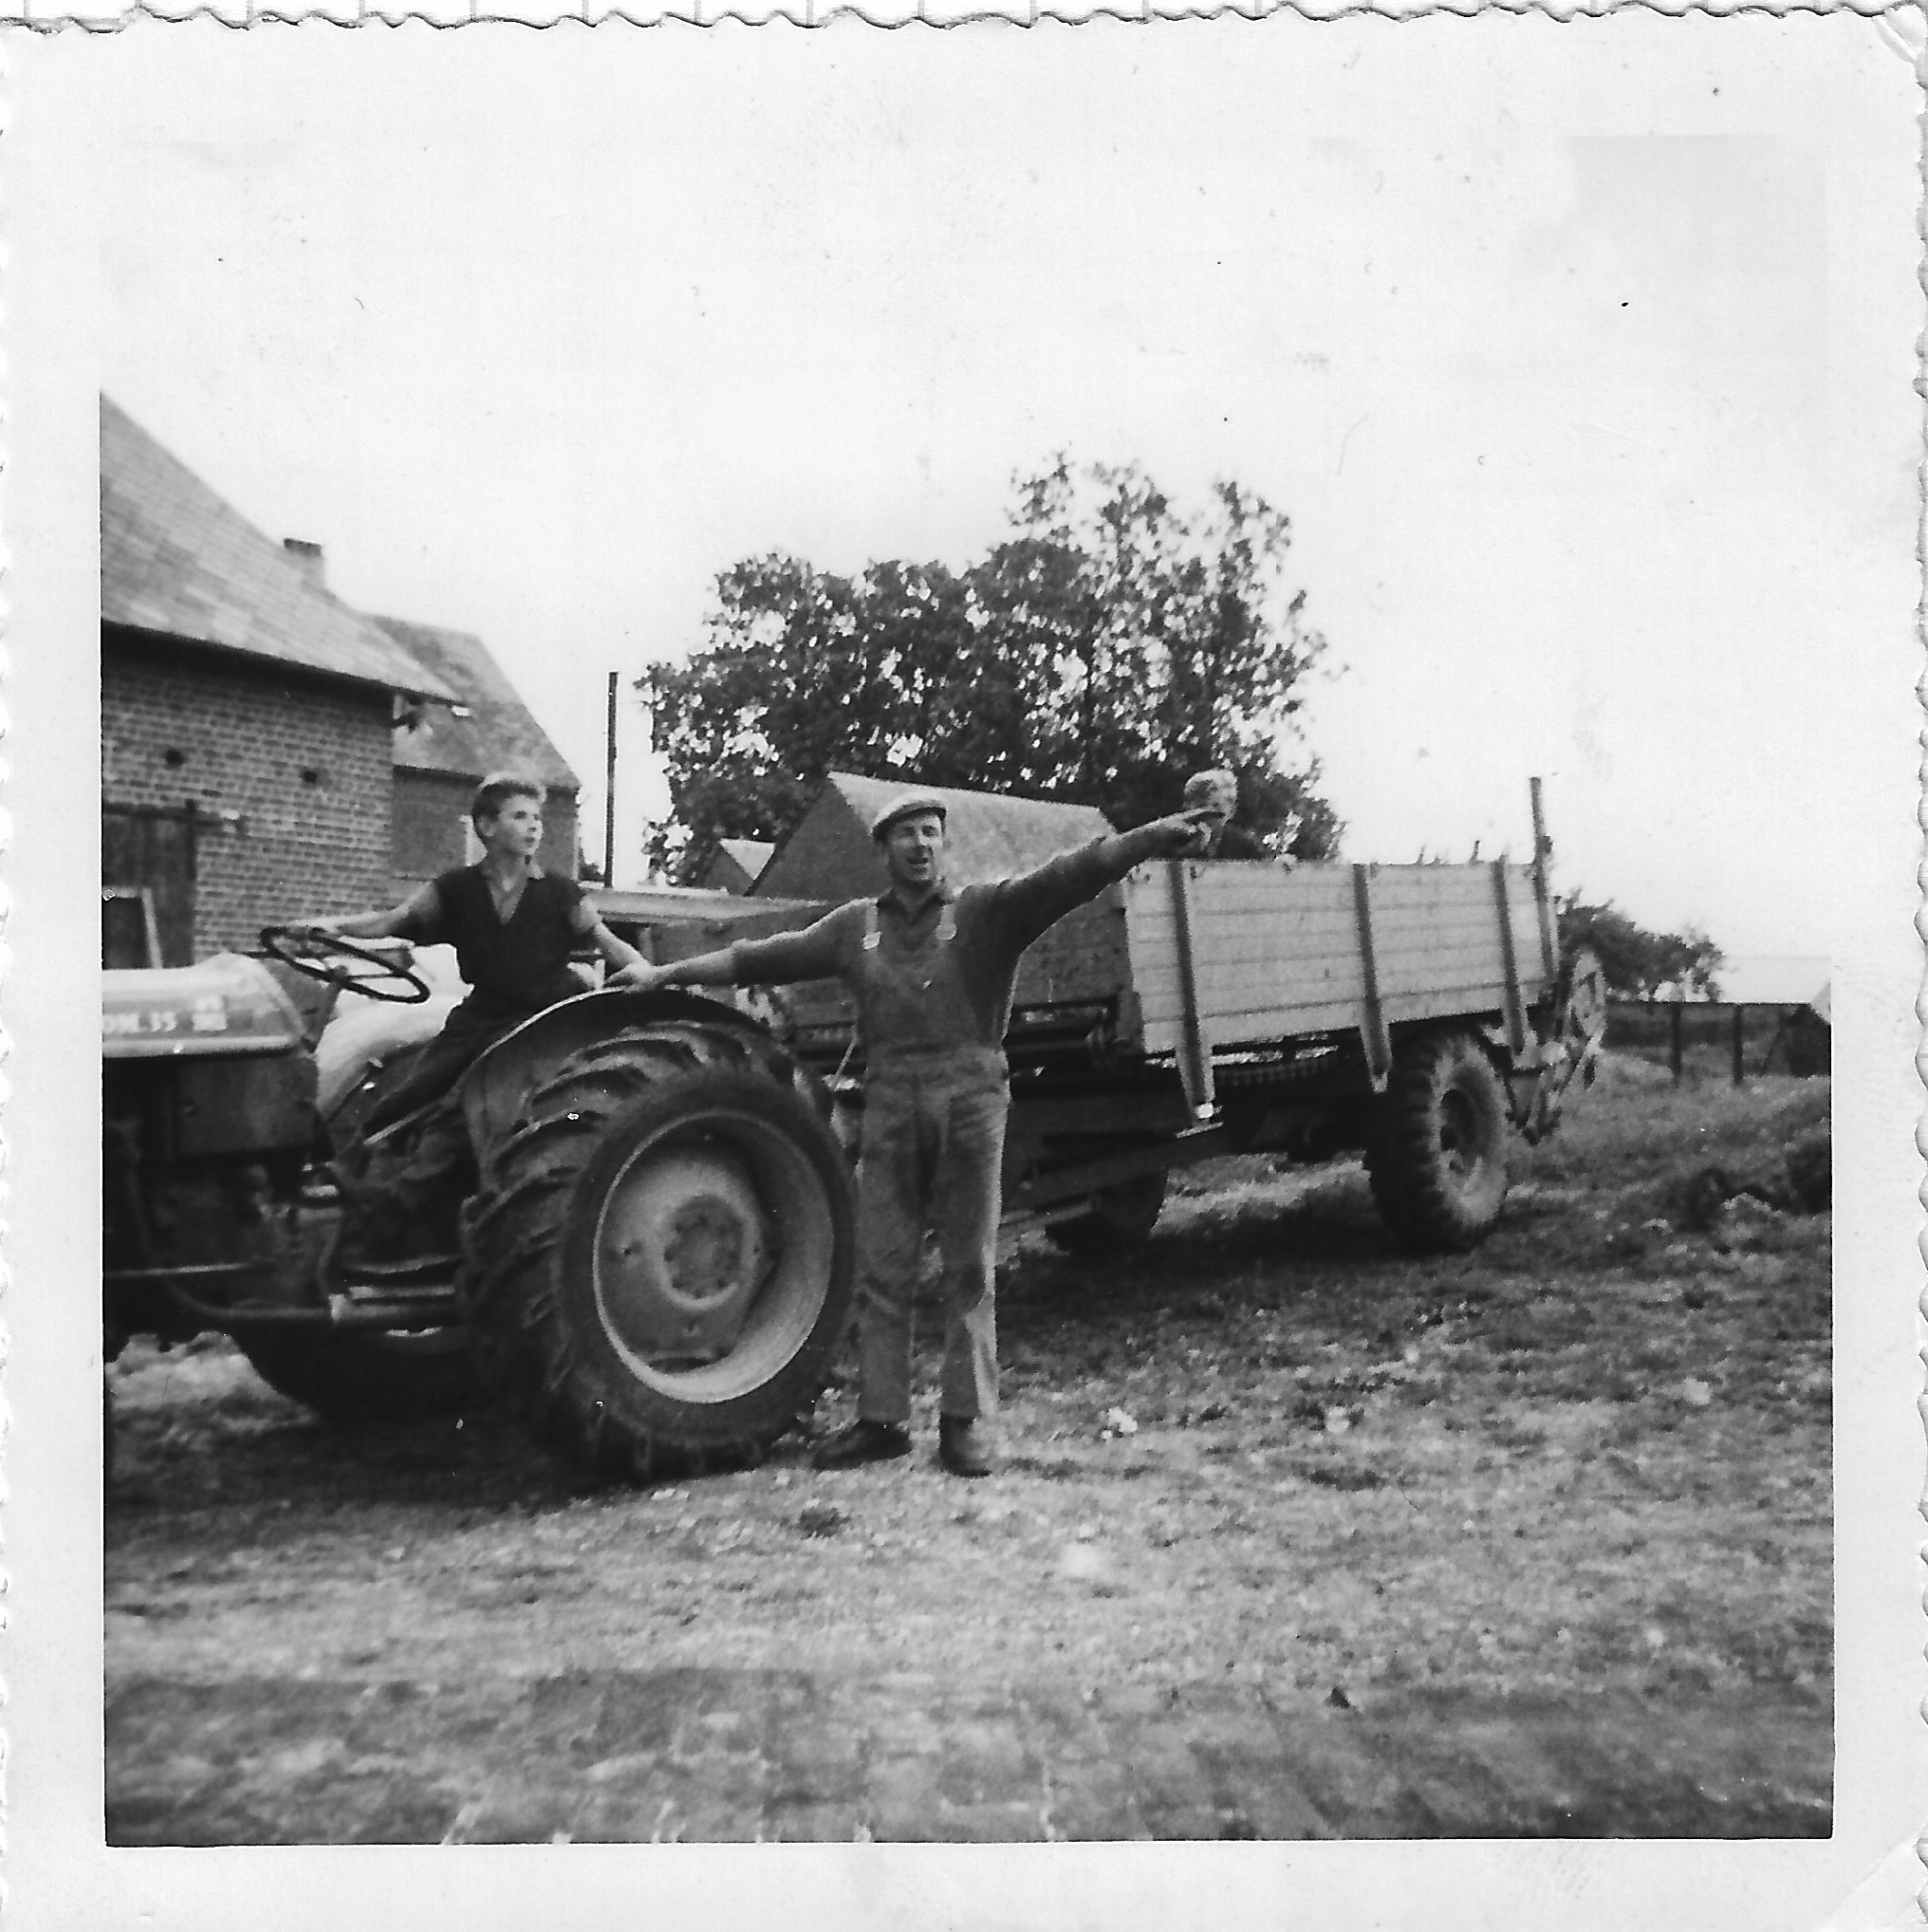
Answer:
460;1022;856;1481
1364;1028;1511;1254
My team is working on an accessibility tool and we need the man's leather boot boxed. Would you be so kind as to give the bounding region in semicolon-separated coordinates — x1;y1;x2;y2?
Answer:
812;1419;913;1471
938;1414;994;1478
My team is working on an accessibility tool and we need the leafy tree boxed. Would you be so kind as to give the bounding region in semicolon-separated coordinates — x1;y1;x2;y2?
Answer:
642;458;1339;881
1557;895;1724;1000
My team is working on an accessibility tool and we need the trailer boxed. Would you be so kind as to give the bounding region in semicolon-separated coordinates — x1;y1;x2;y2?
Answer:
609;777;1606;1259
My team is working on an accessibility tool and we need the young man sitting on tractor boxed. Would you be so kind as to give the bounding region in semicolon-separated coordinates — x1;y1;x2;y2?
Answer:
310;771;643;1253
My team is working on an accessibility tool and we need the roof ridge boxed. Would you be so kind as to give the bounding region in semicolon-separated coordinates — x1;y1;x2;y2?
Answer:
101;394;453;702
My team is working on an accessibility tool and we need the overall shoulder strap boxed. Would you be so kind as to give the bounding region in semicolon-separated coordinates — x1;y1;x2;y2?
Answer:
862;901;881;951
936;899;956;947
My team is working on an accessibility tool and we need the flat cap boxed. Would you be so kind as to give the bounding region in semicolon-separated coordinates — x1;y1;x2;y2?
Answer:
869;789;950;843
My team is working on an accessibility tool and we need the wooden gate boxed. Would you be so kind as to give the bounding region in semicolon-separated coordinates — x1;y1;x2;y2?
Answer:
102;802;198;967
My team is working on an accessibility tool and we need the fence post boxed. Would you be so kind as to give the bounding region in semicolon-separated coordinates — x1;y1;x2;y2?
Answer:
1670;1003;1683;1084
1732;1007;1745;1087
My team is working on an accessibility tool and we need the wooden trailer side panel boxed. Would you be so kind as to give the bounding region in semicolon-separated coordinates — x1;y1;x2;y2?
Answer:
1123;861;1552;1057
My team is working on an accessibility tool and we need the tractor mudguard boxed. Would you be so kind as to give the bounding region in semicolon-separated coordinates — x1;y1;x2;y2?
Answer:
459;988;773;1154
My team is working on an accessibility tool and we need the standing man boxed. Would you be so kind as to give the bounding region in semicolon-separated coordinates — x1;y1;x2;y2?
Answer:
614;787;1216;1477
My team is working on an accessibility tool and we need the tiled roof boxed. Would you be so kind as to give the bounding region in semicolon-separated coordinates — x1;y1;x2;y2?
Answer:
719;839;774;878
101;395;452;701
817;771;1111;881
377;616;579;793
755;771;1113;902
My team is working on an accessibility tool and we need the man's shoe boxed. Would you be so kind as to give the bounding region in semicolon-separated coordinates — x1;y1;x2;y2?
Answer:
938;1414;995;1478
811;1419;913;1471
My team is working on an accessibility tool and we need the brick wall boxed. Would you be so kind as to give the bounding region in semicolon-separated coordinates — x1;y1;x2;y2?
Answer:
102;631;398;957
542;794;581;882
392;771;475;888
392;770;582;893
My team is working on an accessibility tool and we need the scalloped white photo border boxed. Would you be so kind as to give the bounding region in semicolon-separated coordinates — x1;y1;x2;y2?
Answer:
0;11;1921;1932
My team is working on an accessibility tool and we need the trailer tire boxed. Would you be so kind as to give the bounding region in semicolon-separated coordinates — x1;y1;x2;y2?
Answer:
1046;1171;1168;1255
460;1022;856;1482
1365;1028;1510;1254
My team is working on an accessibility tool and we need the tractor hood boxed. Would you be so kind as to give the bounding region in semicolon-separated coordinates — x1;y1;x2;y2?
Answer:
102;954;307;1060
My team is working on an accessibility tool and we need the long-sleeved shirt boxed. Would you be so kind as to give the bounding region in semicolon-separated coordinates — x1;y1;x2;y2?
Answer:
727;827;1172;1059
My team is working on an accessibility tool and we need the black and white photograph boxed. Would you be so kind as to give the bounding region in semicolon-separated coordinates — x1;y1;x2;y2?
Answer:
4;10;1922;1929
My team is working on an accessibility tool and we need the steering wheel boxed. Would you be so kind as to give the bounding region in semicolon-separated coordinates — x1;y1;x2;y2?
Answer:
259;924;432;1005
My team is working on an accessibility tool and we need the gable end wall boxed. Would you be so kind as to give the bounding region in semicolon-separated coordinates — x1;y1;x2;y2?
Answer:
103;633;396;956
392;768;581;891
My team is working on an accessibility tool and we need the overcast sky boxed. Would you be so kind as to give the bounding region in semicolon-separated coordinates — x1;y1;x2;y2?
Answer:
52;12;1920;954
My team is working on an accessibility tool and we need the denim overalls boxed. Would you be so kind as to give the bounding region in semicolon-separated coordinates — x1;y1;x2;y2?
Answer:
851;894;1009;1423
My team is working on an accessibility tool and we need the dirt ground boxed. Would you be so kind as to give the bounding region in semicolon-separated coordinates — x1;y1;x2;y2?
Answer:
103;1058;1832;1844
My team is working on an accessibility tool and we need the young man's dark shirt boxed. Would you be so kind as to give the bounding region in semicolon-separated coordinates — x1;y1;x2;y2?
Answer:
364;864;593;1130
405;864;592;1028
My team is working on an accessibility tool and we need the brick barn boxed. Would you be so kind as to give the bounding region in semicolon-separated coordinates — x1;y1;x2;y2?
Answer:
102;396;454;965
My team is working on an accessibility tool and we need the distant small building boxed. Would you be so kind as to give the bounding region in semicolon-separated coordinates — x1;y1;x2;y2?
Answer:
375;616;582;893
101;396;452;961
1710;957;1830;1078
698;839;774;896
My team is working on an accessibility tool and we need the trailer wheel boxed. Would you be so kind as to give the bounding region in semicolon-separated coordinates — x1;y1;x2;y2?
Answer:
460;1022;856;1481
1046;1171;1168;1256
1365;1028;1510;1254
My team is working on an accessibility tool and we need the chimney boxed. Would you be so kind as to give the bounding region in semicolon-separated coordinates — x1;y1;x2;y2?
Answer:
283;537;325;588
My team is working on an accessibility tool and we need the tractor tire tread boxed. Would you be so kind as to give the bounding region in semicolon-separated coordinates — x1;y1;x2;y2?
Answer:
459;1022;851;1480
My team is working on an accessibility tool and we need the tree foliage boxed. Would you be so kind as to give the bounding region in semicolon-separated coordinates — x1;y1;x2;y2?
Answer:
1557;895;1724;1001
641;459;1339;881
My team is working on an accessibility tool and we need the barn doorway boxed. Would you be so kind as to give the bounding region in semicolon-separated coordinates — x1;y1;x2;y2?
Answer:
102;801;198;966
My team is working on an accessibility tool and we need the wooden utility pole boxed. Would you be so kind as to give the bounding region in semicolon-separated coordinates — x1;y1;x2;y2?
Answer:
604;671;619;888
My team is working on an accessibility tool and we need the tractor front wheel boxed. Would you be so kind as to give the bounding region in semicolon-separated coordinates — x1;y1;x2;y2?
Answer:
236;1327;475;1424
233;1214;476;1422
460;1022;856;1481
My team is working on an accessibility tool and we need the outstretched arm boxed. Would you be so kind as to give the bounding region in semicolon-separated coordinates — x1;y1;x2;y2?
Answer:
586;918;645;975
610;902;858;994
313;882;441;942
992;808;1219;950
610;944;738;993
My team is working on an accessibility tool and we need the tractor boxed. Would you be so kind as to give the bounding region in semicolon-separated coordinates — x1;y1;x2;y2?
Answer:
102;927;858;1478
